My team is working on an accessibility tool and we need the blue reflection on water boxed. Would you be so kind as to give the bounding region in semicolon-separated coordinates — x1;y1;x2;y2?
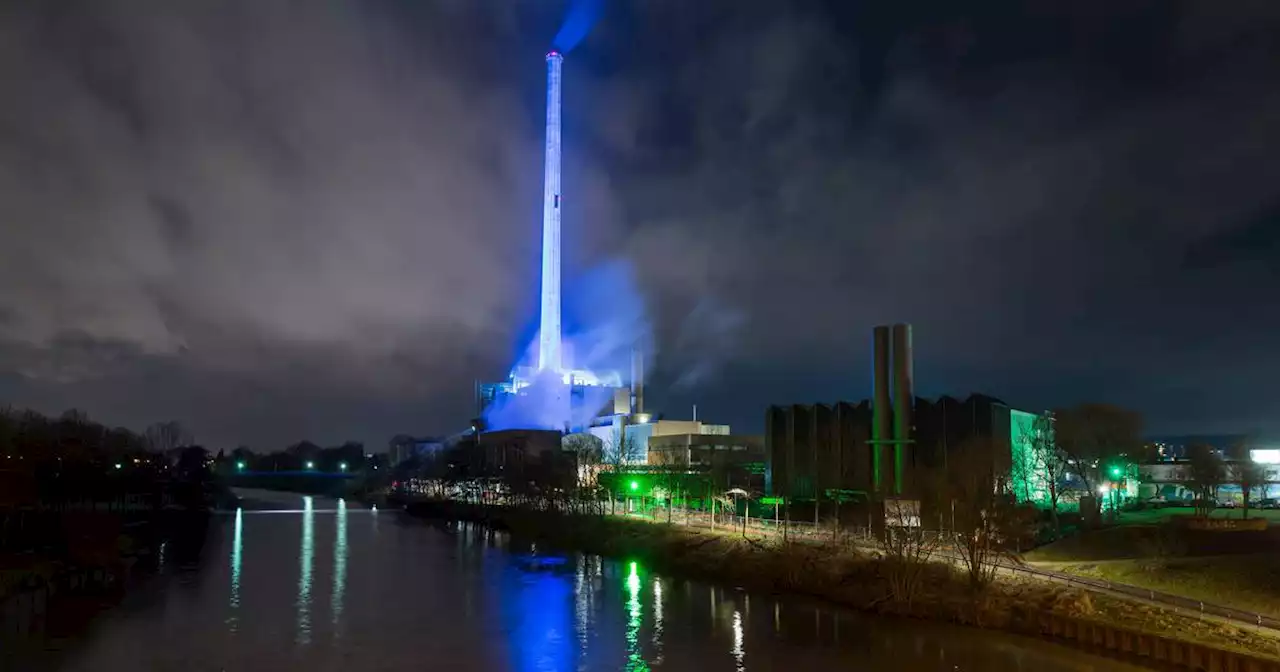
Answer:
500;556;574;671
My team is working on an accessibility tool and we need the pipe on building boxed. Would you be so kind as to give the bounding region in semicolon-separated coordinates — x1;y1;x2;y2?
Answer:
630;347;645;415
891;323;914;496
872;325;892;492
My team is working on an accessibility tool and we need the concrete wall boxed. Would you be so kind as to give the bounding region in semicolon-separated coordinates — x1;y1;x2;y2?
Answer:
1030;611;1280;671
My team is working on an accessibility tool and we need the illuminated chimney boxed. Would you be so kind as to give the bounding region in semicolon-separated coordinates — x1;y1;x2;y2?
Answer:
630;347;645;415
538;50;564;373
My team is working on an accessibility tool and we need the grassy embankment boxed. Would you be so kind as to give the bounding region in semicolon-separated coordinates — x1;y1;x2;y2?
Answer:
1027;523;1280;620
407;500;1280;661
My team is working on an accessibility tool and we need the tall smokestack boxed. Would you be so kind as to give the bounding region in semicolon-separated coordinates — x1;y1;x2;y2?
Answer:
872;325;891;492
538;50;564;373
891;323;914;495
630;347;645;415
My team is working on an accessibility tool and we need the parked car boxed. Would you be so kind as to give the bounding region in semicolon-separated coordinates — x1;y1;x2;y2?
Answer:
1258;498;1279;509
1144;495;1167;508
1218;499;1237;509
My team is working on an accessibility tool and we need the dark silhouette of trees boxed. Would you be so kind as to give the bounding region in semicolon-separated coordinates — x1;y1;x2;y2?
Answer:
230;446;255;466
1052;403;1144;495
941;437;1035;590
1235;459;1266;519
144;420;193;454
1187;443;1226;516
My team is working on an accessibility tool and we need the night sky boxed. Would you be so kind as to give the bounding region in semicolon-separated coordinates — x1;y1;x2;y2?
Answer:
1;1;1278;449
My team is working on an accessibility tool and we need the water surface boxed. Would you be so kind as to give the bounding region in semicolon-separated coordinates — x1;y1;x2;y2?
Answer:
38;490;1141;671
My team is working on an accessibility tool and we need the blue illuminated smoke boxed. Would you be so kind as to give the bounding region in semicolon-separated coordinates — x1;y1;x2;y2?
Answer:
482;260;653;433
483;371;614;433
563;261;652;376
552;0;604;53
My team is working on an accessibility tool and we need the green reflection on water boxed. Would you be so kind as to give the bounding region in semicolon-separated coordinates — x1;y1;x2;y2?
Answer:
228;507;243;632
625;561;649;671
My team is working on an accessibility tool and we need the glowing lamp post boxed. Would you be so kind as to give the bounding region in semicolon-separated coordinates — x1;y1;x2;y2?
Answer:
339;462;348;472
236;461;246;471
305;461;315;470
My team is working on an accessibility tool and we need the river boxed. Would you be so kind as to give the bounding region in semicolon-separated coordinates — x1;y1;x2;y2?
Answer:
25;490;1143;671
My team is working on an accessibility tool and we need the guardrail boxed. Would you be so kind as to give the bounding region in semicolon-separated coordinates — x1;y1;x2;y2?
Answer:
1003;560;1280;631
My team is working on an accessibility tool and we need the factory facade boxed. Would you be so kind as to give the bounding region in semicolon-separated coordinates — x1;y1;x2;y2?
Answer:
766;324;1040;522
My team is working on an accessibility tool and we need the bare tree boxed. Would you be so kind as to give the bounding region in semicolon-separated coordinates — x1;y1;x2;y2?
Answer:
562;433;604;514
1186;443;1226;516
1053;404;1144;495
602;429;640;515
945;437;1031;590
1235;459;1266;520
144;420;193;454
877;496;941;606
1015;412;1071;532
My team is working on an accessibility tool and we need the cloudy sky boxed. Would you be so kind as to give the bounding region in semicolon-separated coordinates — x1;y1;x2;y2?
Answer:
1;0;1278;449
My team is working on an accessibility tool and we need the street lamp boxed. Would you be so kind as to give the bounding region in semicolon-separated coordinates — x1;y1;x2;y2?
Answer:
305;461;315;470
339;462;348;472
236;461;246;471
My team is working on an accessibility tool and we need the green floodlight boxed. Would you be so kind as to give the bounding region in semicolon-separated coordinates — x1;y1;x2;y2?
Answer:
236;461;246;471
629;480;639;491
1110;466;1123;478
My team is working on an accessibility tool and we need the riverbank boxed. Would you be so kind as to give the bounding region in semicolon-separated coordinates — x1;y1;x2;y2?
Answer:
1039;554;1280;621
403;499;1280;670
1;508;211;641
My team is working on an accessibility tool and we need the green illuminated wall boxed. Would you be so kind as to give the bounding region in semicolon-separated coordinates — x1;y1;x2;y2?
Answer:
1009;409;1051;506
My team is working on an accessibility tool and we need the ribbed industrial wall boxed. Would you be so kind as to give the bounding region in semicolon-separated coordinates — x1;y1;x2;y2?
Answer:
765;323;1016;509
767;395;1014;498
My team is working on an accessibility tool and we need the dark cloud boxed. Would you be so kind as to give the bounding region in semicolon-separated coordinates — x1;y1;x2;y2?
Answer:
1;0;1278;447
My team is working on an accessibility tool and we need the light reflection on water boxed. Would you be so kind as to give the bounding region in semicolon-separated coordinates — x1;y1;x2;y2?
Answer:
227;507;243;632
732;609;745;672
625;562;645;671
296;495;314;645
43;490;1146;672
331;498;347;628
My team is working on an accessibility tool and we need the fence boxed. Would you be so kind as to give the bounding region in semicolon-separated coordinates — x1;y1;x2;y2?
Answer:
613;502;1280;634
397;489;1280;636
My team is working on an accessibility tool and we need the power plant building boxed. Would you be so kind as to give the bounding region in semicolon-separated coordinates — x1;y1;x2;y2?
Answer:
766;324;1031;516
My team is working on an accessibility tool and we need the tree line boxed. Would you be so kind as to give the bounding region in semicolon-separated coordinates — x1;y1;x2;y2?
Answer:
0;406;195;471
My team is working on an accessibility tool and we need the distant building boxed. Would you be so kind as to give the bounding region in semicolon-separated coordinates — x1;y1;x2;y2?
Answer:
475;429;573;487
580;416;735;464
647;432;767;494
388;435;445;467
1148;435;1250;461
1138;438;1280;503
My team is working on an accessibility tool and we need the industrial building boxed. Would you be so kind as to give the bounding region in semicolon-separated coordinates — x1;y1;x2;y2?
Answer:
766;324;1036;522
460;46;761;485
474;47;634;437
